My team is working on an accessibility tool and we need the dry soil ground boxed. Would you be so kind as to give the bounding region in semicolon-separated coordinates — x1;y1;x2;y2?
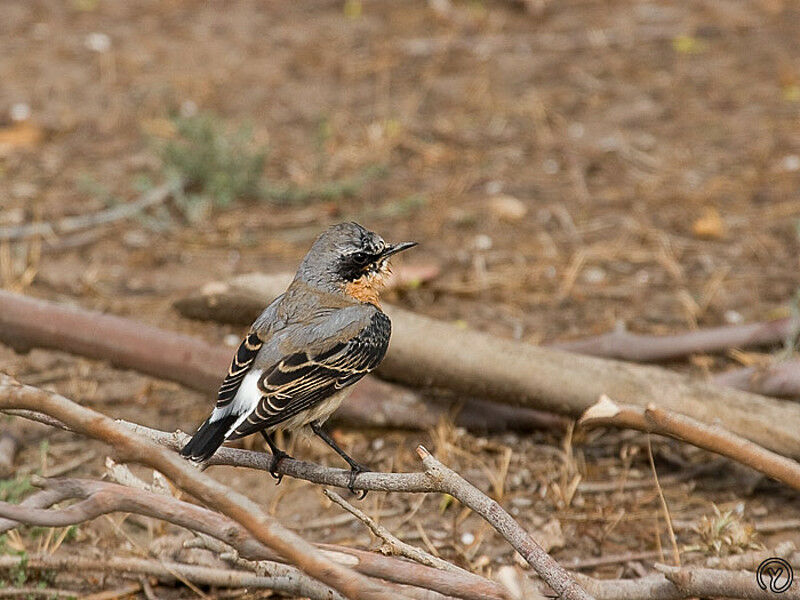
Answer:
1;0;800;597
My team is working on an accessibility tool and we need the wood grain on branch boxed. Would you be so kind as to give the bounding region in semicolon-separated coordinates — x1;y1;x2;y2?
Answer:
192;275;800;458
0;374;405;600
0;290;562;434
579;396;800;492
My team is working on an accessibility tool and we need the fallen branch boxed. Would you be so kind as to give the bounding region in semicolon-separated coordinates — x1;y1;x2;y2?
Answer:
576;567;800;600
0;290;561;434
552;317;799;362
0;374;405;600
174;267;441;324
191;275;800;458
657;564;799;599
177;273;800;372
0;476;509;600
714;359;800;399
0;182;176;242
579;396;800;492
0;554;348;600
1;389;592;600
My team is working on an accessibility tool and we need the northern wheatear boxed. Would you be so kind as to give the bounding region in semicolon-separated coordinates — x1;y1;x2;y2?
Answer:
180;222;416;494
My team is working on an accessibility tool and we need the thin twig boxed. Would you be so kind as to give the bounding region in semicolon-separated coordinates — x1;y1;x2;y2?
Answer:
324;489;463;574
0;183;176;242
414;446;593;600
646;435;680;567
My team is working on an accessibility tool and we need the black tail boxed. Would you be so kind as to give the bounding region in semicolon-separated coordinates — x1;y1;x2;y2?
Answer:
180;414;239;462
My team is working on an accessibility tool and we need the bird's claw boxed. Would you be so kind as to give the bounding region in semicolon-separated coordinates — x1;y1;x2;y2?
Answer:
348;463;371;499
269;450;291;485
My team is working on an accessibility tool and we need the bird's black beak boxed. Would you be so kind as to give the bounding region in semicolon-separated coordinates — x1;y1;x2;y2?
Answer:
380;241;417;259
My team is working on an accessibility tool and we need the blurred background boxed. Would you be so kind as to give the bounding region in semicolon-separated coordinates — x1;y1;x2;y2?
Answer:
1;0;800;592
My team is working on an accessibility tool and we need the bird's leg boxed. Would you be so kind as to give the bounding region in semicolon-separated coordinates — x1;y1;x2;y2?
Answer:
310;422;371;499
260;431;291;484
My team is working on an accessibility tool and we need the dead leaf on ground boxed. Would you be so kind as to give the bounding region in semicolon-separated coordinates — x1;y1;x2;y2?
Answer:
691;207;726;240
0;121;44;155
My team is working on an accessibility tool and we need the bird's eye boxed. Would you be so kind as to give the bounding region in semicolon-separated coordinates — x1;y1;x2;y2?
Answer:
352;252;370;266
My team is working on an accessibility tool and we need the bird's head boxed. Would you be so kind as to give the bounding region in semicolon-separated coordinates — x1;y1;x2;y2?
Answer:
296;222;417;304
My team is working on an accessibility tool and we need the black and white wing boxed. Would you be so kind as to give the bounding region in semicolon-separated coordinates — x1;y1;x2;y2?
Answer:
229;310;391;438
216;332;264;406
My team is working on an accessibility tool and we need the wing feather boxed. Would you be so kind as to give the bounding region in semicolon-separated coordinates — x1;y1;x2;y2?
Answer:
229;311;390;438
215;332;263;407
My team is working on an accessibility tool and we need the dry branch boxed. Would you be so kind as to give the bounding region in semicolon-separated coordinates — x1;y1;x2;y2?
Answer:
576;568;800;600
0;374;405;600
714;359;800;399
579;396;800;492
657;564;799;599
0;554;349;600
0;290;561;434
0;389;592;600
0;476;509;600
0;183;175;242
3;424;788;600
324;488;468;575
552;317;799;362
174;268;441;324
190;274;800;458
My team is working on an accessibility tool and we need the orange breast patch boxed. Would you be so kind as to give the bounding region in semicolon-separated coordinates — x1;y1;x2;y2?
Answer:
344;277;382;306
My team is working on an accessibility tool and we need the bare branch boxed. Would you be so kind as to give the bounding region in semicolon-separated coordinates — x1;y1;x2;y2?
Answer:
579;395;800;492
552;318;799;362
2;394;590;599
0;553;348;600
0;183;175;242
0;374;405;600
714;359;800;399
324;488;463;574
412;446;592;600
0;476;509;600
657;564;800;599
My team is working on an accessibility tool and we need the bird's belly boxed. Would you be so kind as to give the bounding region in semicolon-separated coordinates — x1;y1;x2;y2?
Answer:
267;387;353;433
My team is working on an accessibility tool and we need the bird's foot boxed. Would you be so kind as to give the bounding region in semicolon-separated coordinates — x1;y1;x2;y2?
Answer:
268;449;292;484
348;463;371;499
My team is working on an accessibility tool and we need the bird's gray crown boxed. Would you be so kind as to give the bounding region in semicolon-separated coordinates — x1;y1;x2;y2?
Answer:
295;222;386;291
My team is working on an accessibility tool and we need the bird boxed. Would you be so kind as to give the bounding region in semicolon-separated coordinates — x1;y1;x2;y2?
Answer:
180;222;416;496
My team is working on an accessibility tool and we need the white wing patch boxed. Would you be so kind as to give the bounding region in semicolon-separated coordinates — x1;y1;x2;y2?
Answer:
209;369;264;437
